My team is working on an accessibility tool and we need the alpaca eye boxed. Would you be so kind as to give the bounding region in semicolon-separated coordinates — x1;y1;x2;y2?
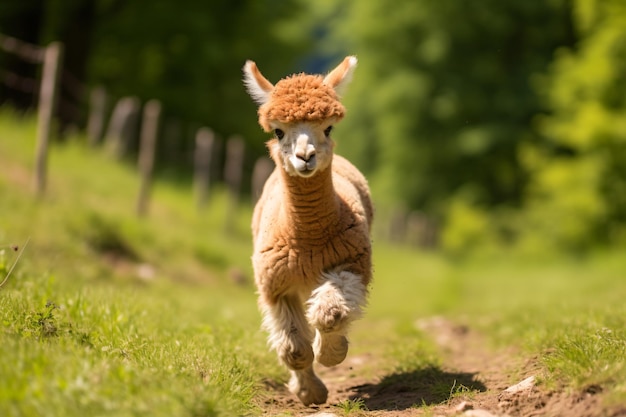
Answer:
274;129;285;140
324;126;333;137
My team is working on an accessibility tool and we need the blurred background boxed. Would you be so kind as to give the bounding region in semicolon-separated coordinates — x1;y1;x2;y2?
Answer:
1;0;625;257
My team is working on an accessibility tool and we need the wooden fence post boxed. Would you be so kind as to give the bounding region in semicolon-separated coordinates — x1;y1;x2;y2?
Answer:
136;100;161;217
87;86;107;146
194;127;215;210
223;135;245;231
104;96;140;158
251;157;274;203
224;135;245;197
34;41;63;196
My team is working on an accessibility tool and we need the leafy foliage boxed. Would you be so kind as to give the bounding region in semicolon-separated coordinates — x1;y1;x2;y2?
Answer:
323;0;573;214
525;0;626;249
93;0;306;141
308;0;626;253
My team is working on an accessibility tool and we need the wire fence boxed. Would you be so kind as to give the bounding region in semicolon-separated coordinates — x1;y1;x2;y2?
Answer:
0;33;274;223
0;33;86;127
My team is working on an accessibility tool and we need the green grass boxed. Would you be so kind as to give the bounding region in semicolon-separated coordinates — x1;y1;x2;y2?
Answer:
365;244;626;402
334;397;368;415
0;109;275;416
1;107;626;415
0;271;270;416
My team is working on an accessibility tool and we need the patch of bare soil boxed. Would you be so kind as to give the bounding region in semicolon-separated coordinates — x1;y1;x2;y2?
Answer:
258;317;623;417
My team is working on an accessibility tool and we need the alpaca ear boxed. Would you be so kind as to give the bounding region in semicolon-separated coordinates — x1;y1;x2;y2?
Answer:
323;56;357;96
243;60;274;105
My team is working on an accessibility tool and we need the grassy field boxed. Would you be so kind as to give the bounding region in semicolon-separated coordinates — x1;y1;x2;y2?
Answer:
1;108;625;416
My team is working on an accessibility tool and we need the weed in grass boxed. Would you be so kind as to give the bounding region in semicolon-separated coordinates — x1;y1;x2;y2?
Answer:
23;300;60;338
447;380;476;403
0;239;28;289
335;397;368;415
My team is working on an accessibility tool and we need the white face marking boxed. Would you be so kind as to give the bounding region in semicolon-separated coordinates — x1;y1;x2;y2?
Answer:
271;120;336;178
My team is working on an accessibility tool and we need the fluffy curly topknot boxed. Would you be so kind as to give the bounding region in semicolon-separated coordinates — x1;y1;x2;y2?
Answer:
257;74;345;132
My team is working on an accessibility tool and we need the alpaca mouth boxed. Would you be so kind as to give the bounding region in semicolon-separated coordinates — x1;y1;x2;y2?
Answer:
296;166;316;177
290;156;317;177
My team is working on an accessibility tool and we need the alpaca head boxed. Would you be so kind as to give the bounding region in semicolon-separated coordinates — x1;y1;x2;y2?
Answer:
243;56;357;178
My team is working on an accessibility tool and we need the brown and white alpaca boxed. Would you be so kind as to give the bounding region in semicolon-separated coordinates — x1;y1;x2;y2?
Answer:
243;56;373;405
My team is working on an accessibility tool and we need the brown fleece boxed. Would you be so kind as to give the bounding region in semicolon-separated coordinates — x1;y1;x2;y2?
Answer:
252;151;372;306
257;75;346;132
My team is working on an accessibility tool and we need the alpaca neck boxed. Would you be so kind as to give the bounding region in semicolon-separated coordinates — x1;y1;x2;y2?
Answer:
280;164;339;236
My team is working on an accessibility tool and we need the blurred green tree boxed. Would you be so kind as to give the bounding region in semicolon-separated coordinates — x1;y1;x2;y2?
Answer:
524;0;626;249
315;0;574;220
0;0;309;157
86;0;309;156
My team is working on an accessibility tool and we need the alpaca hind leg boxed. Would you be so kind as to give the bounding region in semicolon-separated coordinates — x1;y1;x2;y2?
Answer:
288;366;328;406
261;294;314;370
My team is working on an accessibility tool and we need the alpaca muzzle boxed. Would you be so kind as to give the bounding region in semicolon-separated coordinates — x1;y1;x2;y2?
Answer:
291;134;317;176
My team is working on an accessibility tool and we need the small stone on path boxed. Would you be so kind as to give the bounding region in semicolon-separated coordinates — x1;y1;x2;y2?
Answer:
502;375;536;395
455;400;473;412
462;410;504;417
498;375;537;411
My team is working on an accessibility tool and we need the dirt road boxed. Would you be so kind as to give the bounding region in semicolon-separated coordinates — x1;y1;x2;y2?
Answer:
258;317;619;417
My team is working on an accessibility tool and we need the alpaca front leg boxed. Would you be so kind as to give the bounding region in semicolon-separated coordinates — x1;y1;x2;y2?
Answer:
288;367;328;406
261;294;314;370
307;270;368;366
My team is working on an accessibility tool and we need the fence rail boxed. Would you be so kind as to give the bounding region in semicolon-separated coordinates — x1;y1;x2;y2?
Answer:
0;34;45;63
0;34;268;221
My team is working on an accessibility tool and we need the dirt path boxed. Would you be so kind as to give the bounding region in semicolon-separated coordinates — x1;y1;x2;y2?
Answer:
258;317;617;417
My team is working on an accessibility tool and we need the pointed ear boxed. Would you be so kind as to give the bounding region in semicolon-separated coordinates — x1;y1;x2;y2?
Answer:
243;60;274;105
323;56;357;96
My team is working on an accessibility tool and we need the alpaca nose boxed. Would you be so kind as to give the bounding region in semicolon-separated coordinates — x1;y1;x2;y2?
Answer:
296;147;316;162
295;135;316;162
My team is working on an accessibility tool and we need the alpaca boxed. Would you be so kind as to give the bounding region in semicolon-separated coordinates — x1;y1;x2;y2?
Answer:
243;56;373;406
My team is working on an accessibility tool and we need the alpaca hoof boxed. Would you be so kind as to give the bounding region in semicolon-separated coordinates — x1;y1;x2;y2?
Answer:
289;373;328;406
310;305;349;333
279;343;314;370
315;333;348;367
320;306;348;332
